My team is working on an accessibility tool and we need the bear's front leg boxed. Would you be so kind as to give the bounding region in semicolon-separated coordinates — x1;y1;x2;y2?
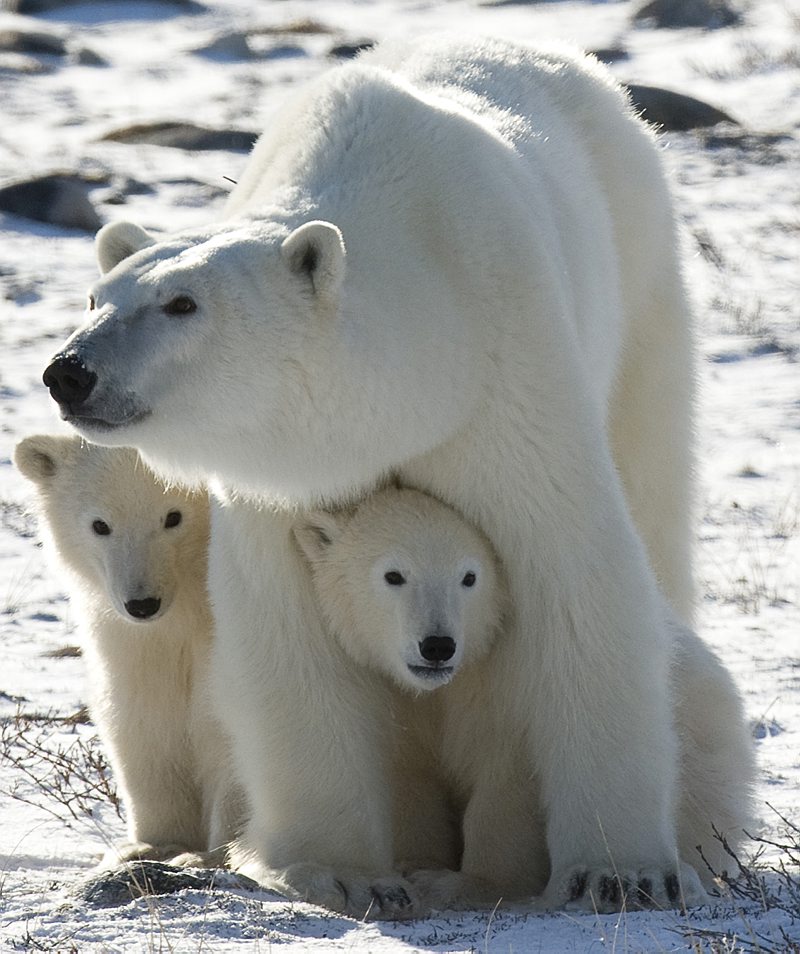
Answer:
208;501;421;917
404;390;707;912
506;506;708;912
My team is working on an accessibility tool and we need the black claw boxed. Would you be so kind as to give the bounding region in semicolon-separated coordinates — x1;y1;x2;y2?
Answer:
373;885;412;912
664;872;680;903
637;877;654;905
568;870;588;901
334;878;350;908
599;874;621;906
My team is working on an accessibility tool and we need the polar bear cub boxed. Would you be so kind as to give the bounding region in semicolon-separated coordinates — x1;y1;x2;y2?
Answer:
294;487;504;694
14;435;239;867
296;486;755;910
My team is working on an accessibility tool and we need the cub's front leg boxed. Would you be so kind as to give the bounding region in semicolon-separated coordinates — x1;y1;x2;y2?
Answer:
209;502;411;915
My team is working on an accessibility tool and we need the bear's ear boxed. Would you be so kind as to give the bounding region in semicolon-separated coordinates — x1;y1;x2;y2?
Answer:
281;221;346;304
95;221;155;274
293;511;344;565
14;434;78;485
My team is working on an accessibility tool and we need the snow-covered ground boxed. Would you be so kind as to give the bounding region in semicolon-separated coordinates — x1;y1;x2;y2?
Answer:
1;0;798;950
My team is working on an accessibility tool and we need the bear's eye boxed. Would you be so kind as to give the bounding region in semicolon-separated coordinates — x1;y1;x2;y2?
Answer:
163;295;197;316
87;294;96;311
384;570;406;586
461;571;477;588
92;519;111;536
164;510;182;529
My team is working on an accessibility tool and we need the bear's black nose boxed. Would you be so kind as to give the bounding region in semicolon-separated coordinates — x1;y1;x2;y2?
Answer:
419;634;456;663
124;597;161;620
43;355;97;408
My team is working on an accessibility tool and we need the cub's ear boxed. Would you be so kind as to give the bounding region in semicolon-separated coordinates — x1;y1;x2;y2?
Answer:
95;221;155;274
293;511;344;565
14;434;80;485
281;221;346;304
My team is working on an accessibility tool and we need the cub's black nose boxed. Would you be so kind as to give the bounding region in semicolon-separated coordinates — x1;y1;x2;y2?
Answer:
43;355;97;408
419;634;456;663
124;597;161;620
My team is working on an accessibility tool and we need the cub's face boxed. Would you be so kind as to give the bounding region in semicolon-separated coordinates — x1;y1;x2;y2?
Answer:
295;489;503;693
14;435;209;625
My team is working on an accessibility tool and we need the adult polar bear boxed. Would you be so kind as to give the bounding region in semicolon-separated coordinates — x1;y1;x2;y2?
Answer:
43;36;731;913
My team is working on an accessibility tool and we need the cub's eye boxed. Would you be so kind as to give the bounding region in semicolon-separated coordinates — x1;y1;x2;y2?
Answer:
87;294;96;311
164;510;182;529
461;571;477;588
163;295;197;316
92;519;111;536
384;570;406;586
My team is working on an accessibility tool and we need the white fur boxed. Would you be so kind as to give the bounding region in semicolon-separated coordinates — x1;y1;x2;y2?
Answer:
46;35;754;913
299;488;755;911
294;488;503;693
14;435;240;866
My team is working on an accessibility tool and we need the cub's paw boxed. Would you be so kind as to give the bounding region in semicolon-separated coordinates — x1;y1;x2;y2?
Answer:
168;846;230;869
98;841;192;868
542;861;708;913
406;868;502;911
251;861;423;920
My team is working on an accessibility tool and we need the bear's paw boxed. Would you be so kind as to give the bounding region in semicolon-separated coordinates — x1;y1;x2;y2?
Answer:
541;860;708;913
263;861;424;920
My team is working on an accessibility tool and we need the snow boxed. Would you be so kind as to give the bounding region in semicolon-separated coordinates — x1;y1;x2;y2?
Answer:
1;0;798;950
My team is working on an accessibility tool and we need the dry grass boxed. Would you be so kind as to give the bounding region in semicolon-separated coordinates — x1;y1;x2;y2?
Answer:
0;707;121;825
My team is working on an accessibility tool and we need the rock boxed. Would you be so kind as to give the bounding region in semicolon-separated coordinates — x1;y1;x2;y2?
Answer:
255;18;332;35
72;45;106;66
99;122;257;152
0;174;102;231
0;26;67;56
590;47;630;65
625;84;737;130
193;31;252;61
633;0;742;29
3;0;204;13
75;861;261;908
329;40;375;59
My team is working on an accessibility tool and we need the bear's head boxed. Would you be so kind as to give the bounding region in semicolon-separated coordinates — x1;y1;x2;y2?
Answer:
42;218;357;499
294;487;504;693
14;434;209;625
42;209;480;506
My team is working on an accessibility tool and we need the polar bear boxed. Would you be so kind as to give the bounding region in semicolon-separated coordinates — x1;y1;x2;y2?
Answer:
295;486;546;905
14;435;240;868
296;487;755;910
41;35;754;914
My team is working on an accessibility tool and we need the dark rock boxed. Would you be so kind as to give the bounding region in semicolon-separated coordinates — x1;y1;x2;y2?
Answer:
3;0;204;13
0;27;67;56
329;40;374;59
591;47;630;65
625;84;737;130
253;18;332;36
99;122;257;152
633;0;742;29
193;31;252;61
75;861;261;907
72;45;107;66
0;174;102;231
